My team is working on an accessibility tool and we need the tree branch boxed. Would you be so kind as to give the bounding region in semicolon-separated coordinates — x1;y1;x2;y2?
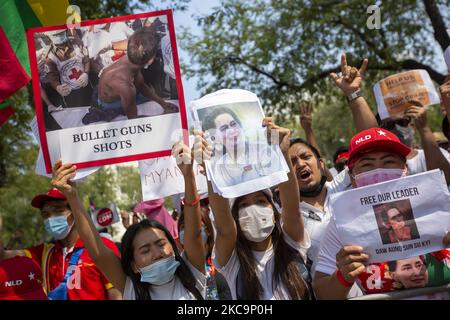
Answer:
422;0;450;51
224;55;290;88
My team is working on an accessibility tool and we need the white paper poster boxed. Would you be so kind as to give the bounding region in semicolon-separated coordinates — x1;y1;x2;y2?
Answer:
330;170;450;263
189;89;289;198
139;155;208;201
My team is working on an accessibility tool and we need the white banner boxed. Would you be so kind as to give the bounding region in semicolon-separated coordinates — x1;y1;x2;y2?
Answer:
60;113;181;164
189;89;289;198
330;170;450;263
139;156;207;201
30;117;99;181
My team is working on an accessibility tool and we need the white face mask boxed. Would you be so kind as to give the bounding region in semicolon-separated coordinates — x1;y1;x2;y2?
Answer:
238;204;275;242
353;168;407;188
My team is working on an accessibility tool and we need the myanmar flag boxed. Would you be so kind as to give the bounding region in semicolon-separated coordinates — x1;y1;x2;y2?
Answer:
0;0;70;125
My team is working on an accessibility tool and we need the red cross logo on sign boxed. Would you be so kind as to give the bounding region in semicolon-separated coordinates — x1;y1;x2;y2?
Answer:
68;68;82;80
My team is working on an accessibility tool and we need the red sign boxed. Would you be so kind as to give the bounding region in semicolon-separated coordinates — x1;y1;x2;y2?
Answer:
96;208;113;227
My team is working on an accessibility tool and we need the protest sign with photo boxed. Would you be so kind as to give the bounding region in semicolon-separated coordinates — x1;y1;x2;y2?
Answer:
373;69;440;120
330;169;450;264
89;203;120;230
27;10;188;173
189;89;289;198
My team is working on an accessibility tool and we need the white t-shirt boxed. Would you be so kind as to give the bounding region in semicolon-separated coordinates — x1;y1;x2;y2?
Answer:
213;229;310;300
313;217;365;298
301;178;349;276
123;252;206;300
406;148;450;175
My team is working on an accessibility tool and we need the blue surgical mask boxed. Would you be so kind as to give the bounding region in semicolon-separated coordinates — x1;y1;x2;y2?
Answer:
139;255;180;285
44;215;73;240
179;225;208;245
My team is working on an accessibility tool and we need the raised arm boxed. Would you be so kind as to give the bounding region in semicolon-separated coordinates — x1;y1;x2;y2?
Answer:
406;101;450;184
172;141;205;273
299;101;333;181
51;160;126;294
193;129;236;267
440;74;450;126
330;53;378;132
264;118;304;243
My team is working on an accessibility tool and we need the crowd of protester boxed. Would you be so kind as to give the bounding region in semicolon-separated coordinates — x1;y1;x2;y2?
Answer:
1;53;450;300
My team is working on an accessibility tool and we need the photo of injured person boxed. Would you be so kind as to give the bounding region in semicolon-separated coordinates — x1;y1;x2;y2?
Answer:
34;15;180;131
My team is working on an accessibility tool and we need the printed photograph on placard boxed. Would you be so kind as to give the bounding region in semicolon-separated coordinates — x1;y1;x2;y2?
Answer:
196;101;285;189
373;199;420;245
27;10;188;173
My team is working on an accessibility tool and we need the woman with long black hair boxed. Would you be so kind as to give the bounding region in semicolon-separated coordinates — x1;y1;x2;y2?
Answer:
194;117;312;300
50;141;206;300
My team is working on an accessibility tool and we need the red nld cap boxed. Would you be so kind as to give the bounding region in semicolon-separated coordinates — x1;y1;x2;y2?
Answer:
347;128;411;170
31;188;67;209
0;256;48;300
336;152;349;163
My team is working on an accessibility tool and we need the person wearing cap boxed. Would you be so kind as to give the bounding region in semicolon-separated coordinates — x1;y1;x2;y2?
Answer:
313;125;450;299
49;141;207;300
0;216;47;300
194;118;313;300
333;147;349;174
0;188;121;300
376;106;450;177
286;55;382;299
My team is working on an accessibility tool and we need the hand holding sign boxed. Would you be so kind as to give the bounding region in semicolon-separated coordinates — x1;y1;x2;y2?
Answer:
193;129;213;169
172;141;194;177
439;75;450;115
51;160;77;198
336;245;369;283
330;53;368;96
263;117;291;153
404;100;428;131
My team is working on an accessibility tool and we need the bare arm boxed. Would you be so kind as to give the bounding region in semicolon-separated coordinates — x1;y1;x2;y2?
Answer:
330;53;378;132
299;101;334;181
313;245;368;300
193;130;237;267
172;141;205;273
135;72;178;113
439;74;450;125
407;103;450;184
314;271;352;300
107;287;123;300
51;160;127;294
264;118;304;243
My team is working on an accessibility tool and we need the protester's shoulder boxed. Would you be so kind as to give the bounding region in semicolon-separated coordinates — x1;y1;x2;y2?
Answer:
100;236;120;256
327;167;352;194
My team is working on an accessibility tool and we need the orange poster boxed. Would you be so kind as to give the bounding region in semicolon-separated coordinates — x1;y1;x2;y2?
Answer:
374;70;440;120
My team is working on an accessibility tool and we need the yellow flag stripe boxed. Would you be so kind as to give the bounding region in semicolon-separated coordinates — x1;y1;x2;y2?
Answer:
27;0;71;26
